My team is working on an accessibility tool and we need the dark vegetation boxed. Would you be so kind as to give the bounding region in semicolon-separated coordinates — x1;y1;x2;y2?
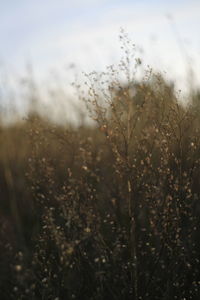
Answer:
0;37;200;299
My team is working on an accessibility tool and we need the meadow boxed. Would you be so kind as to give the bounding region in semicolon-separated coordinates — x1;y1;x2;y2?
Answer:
0;38;199;299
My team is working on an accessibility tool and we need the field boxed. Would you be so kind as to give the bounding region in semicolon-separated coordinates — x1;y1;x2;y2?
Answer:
0;42;200;299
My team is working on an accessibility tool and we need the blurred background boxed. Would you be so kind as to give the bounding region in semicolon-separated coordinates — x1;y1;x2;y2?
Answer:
0;0;200;122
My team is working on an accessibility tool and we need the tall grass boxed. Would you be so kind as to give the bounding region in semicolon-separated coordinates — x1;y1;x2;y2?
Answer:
0;35;199;299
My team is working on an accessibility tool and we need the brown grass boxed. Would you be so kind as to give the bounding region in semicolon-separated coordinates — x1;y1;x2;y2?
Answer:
0;35;199;299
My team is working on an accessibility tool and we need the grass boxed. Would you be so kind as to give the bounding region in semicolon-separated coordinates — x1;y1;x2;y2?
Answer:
0;34;200;299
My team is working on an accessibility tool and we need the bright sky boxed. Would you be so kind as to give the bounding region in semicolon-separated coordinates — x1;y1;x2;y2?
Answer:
0;0;200;120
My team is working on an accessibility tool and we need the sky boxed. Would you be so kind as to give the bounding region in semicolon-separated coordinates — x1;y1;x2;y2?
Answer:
0;0;200;120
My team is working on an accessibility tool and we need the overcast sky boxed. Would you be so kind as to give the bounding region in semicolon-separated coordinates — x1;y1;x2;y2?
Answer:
0;0;200;97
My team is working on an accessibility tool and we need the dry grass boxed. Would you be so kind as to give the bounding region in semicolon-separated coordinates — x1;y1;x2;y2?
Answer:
0;35;200;299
